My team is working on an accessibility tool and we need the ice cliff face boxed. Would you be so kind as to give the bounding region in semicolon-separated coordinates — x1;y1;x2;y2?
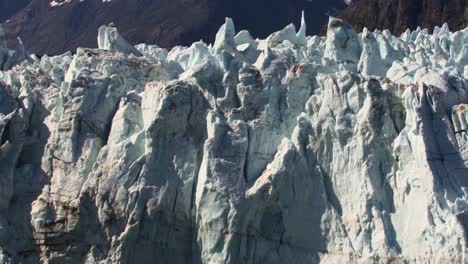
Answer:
0;16;467;263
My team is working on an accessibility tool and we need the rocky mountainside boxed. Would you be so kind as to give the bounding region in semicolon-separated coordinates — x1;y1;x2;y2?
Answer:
0;14;468;263
337;0;468;35
1;0;345;55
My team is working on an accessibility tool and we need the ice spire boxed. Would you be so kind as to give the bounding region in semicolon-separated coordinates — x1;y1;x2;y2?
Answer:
358;28;385;76
213;17;236;54
296;11;306;46
97;23;142;56
324;17;361;63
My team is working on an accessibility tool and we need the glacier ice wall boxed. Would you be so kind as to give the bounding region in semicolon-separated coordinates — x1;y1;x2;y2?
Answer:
0;17;467;263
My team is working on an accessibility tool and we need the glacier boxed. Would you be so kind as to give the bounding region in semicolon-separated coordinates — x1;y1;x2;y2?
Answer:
0;15;467;263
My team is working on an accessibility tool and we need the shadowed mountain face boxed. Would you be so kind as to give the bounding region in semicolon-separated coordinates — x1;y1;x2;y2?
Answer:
337;0;468;35
1;0;346;55
0;0;31;22
1;0;467;55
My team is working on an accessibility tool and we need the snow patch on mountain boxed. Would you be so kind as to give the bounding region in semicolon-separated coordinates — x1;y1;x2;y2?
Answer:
49;0;111;7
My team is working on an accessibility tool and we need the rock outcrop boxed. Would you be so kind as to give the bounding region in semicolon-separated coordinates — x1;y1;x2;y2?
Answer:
0;17;467;264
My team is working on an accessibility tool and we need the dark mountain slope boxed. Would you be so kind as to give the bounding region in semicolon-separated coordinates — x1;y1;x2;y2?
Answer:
2;0;345;55
0;0;31;22
337;0;467;35
1;0;467;56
